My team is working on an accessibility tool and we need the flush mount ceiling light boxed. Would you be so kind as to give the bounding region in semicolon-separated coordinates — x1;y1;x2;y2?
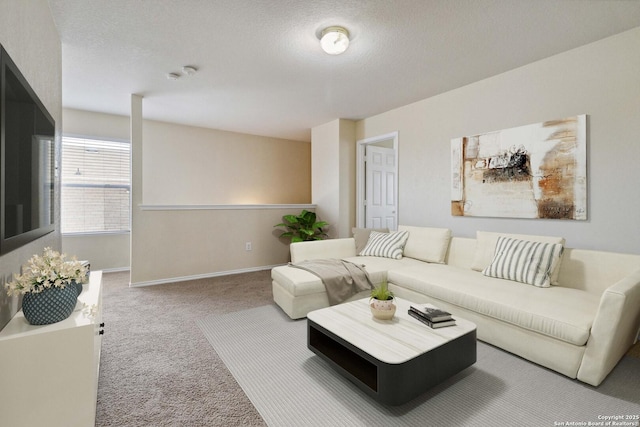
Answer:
182;65;197;76
166;72;181;80
320;26;350;55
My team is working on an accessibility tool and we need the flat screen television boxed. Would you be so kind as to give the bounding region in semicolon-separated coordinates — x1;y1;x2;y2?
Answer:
0;44;55;255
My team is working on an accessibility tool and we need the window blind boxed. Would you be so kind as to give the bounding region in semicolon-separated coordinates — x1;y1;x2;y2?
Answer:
61;136;131;233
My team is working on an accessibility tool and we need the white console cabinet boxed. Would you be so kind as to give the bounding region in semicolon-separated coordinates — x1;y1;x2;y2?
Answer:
0;271;103;427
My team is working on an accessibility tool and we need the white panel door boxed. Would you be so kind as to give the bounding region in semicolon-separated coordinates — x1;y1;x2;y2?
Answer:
365;145;397;230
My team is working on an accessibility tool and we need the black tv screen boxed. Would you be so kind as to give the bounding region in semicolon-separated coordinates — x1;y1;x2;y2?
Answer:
1;44;55;255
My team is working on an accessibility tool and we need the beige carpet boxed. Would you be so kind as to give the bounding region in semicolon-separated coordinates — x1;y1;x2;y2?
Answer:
96;270;272;426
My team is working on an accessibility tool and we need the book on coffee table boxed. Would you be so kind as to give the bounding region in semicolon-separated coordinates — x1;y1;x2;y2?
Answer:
408;310;456;329
409;304;452;322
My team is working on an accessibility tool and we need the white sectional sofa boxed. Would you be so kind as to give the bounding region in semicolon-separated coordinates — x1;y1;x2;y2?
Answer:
271;225;640;386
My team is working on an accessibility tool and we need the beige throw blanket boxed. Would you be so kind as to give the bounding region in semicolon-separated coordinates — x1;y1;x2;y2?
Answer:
289;259;373;305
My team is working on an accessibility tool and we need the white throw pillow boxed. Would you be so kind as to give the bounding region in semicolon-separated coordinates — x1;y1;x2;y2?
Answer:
397;225;451;264
471;231;566;285
482;237;564;288
359;230;410;260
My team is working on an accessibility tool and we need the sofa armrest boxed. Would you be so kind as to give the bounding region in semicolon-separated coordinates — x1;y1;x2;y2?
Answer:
290;238;357;264
577;268;640;386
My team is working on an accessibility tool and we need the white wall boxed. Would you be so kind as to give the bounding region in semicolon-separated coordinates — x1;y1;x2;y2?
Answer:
0;0;62;330
355;27;640;254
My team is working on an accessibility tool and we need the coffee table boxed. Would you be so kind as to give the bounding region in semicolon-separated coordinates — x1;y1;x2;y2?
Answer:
307;297;476;405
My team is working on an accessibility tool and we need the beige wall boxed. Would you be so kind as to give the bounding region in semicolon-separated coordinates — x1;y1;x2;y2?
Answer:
62;233;130;272
311;119;356;238
312;120;340;236
338;120;357;237
131;109;312;284
143;120;310;205
63;108;130;140
355;27;640;254
131;206;311;285
0;0;62;329
62;108;312;283
52;23;640;286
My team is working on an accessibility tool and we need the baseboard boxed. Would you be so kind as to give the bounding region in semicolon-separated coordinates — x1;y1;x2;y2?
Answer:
129;264;282;287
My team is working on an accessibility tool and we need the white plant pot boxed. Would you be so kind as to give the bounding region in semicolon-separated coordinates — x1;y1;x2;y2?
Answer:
371;297;394;310
370;297;396;320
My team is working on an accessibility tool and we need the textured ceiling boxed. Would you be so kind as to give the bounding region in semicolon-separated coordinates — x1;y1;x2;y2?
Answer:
48;0;640;142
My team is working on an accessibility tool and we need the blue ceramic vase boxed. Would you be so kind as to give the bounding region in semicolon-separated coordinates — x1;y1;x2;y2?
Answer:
21;284;78;325
72;280;83;296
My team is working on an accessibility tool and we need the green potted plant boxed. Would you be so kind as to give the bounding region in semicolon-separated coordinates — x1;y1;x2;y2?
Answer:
274;209;329;243
370;280;396;319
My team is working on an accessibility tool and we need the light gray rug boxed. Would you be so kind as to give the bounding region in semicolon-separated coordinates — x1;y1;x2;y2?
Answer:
199;304;640;427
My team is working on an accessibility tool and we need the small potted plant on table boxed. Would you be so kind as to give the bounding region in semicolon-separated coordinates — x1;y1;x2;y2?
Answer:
370;280;396;320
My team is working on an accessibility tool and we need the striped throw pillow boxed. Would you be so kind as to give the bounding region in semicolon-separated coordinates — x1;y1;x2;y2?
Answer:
359;230;410;260
482;237;564;287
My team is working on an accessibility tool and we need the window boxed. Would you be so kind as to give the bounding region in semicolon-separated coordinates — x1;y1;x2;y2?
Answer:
61;136;131;234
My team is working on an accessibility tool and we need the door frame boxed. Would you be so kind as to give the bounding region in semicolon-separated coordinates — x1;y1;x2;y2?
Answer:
356;131;399;229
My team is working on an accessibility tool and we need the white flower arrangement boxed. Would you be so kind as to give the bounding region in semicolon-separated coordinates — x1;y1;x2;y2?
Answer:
5;247;87;296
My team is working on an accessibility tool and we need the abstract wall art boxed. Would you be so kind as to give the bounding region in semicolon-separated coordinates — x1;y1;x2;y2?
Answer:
451;115;587;220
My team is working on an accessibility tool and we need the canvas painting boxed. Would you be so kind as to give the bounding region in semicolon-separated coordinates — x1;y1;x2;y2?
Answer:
451;115;587;220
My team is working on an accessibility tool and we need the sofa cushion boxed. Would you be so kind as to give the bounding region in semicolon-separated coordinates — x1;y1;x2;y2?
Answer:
397;225;451;264
352;227;389;254
388;264;599;346
482;237;564;288
359;230;409;259
471;231;565;285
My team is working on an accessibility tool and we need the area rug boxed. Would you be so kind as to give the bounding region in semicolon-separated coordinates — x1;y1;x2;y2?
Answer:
198;304;640;427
